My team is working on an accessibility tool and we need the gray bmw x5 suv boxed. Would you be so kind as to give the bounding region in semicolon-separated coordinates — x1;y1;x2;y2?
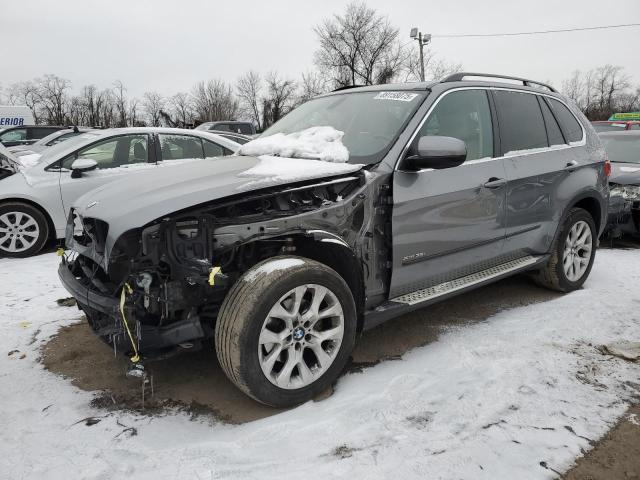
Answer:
59;73;609;407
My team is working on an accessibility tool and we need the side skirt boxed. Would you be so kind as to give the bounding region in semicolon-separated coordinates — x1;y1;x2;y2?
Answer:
362;254;547;331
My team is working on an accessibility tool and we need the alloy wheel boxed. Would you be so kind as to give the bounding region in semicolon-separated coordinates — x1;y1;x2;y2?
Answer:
258;284;345;389
562;220;593;282
0;212;40;253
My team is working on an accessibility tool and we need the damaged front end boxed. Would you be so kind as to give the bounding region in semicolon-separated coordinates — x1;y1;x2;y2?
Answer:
59;170;386;359
605;184;640;239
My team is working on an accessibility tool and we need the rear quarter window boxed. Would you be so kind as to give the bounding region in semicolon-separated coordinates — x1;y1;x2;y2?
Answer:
546;98;583;143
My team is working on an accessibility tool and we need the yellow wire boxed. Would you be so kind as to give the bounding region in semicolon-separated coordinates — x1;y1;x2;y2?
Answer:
119;283;140;363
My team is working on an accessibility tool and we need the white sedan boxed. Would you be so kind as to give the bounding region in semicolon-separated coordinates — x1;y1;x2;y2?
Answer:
0;127;239;257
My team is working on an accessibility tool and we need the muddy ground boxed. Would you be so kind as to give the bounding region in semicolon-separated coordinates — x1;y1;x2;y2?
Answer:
41;251;640;477
42;273;560;423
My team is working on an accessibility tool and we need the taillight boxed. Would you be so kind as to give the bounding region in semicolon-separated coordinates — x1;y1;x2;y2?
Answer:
604;159;612;178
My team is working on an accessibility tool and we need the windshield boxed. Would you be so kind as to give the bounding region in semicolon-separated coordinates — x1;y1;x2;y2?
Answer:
38;131;103;164
593;123;628;132
260;91;426;164
601;136;640;164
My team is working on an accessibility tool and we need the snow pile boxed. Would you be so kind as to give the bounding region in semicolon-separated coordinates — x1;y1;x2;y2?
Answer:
1;250;639;479
236;155;362;191
238;126;350;163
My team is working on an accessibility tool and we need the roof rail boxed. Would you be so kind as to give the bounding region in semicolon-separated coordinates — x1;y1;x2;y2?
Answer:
441;72;557;93
332;85;363;92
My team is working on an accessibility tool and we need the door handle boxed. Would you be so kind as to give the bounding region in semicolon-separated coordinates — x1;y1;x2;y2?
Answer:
564;160;579;171
483;177;507;189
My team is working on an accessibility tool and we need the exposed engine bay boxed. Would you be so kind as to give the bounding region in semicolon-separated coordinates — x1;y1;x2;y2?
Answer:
61;170;392;358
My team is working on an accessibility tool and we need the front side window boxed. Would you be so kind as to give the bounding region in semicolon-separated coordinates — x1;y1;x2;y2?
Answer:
62;134;149;169
546;98;583;143
210;123;231;132
629;124;640;130
30;127;59;139
493;90;548;155
159;134;204;161
417;89;494;161
1;128;27;142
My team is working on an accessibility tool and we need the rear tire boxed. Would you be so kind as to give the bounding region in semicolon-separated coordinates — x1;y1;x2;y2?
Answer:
534;207;596;292
215;256;357;407
0;202;49;258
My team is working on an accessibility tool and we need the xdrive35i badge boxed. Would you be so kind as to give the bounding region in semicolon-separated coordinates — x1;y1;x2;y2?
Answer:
402;252;427;265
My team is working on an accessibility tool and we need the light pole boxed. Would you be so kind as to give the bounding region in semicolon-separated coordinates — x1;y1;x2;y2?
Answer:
410;28;431;82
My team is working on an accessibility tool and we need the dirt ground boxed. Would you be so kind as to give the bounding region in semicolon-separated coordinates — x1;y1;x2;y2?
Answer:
565;404;640;480
42;273;560;423
40;255;640;477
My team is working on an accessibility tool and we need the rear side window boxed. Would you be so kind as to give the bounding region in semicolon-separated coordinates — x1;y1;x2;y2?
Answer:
538;98;565;146
546;98;583;143
493;90;548;154
159;134;204;161
237;123;254;135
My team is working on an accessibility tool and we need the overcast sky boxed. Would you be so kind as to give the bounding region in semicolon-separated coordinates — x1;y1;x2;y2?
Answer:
2;0;639;98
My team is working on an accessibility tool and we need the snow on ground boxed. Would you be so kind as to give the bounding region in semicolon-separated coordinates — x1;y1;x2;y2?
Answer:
1;250;639;479
238;126;350;163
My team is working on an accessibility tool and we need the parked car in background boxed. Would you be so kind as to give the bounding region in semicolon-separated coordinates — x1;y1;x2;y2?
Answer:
0;105;35;128
592;121;640;133
59;73;608;408
210;131;253;144
0;127;240;257
599;130;640;238
0;125;67;147
195;121;256;135
8;127;92;156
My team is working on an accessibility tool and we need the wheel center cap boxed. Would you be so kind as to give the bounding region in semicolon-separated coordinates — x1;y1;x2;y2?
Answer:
292;326;305;341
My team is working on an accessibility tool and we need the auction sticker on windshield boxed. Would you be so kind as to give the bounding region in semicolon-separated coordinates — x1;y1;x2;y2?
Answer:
374;92;419;102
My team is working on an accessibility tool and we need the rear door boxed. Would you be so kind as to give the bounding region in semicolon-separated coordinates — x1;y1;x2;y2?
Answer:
390;88;507;298
493;89;585;255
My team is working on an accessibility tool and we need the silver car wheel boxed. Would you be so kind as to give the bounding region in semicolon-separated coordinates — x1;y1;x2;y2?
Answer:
258;283;345;390
0;212;40;253
562;220;593;282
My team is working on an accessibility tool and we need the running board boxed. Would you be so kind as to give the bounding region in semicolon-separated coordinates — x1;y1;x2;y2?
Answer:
390;255;538;306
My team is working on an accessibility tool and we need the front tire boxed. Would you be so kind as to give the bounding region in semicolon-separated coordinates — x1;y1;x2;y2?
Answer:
0;202;49;258
215;256;357;407
534;207;596;292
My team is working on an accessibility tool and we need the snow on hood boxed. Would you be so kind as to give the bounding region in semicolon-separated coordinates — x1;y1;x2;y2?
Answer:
16;153;43;169
238;126;350;163
236;155;362;191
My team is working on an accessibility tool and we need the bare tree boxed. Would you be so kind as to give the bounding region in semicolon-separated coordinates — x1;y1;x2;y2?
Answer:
561;65;637;120
314;1;405;86
112;80;128;127
237;71;263;131
191;79;238;123
297;70;328;105
169;92;194;127
142;91;165;127
5;81;42;123
36;74;71;125
401;49;462;83
129;97;142;126
263;72;297;127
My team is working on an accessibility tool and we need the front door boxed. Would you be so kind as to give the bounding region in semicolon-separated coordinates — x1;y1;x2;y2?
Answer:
390;89;507;298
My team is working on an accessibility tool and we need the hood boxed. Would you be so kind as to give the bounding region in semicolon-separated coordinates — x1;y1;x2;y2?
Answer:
73;154;363;260
0;144;21;174
610;162;640;185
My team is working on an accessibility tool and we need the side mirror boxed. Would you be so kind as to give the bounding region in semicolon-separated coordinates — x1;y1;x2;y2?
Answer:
401;135;467;171
70;158;98;178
